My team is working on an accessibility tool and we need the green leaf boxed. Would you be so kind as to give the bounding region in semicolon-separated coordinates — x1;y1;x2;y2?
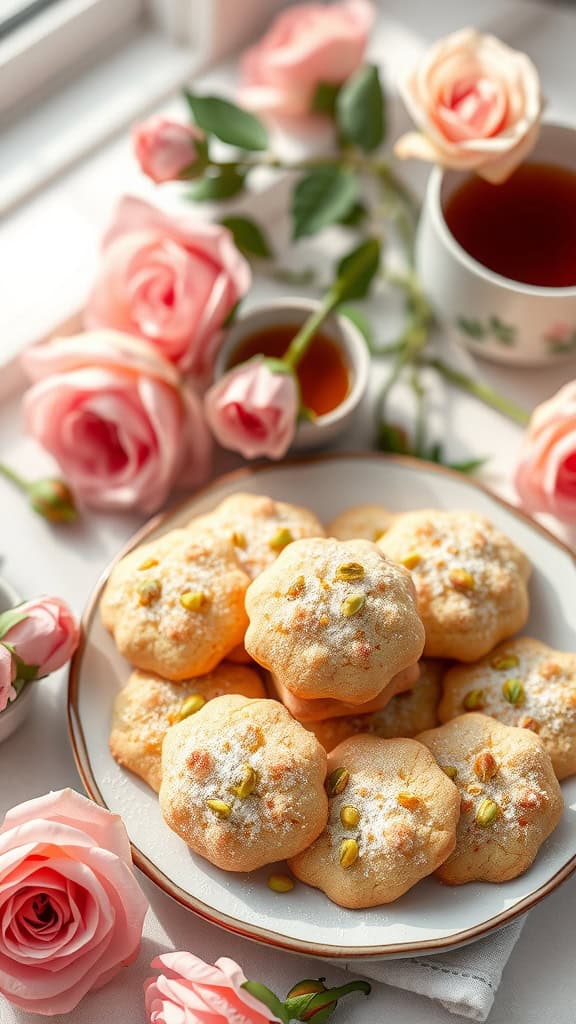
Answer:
219;215;272;259
377;422;410;454
336;64;386;152
337;200;368;227
0;609;27;640
334;237;381;301
184;91;268;150
186;170;245;202
241;982;290;1024
292;166;358;240
338;305;373;350
310;81;341;116
445;457;488;474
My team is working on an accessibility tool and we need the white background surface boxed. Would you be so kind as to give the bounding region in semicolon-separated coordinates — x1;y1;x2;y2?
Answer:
1;1;576;1022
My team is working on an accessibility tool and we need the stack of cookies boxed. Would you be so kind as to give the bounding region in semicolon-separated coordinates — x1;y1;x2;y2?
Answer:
102;492;573;909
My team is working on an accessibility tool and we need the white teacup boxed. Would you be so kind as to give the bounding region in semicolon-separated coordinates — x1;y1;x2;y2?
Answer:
416;121;576;366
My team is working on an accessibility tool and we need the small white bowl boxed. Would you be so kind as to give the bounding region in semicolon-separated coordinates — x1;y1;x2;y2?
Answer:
214;298;370;450
0;577;35;743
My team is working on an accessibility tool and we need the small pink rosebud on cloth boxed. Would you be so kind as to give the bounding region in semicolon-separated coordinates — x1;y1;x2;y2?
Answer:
0;789;148;1015
133;116;207;183
205;357;299;460
394;28;543;183
144;952;282;1024
0;596;79;678
239;0;374;119
514;380;576;522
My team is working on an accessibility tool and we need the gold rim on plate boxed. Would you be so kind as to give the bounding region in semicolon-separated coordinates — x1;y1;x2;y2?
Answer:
67;451;576;959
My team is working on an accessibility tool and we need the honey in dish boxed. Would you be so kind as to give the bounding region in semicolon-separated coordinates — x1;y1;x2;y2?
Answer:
230;325;350;416
443;161;576;287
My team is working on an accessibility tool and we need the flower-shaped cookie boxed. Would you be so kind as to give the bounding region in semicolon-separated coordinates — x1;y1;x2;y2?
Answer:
244;537;425;704
418;713;563;884
379;510;531;660
439;637;576;779
101;528;250;679
159;695;328;872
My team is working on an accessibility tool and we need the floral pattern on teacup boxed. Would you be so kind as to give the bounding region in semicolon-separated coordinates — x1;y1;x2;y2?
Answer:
455;315;517;347
544;322;576;356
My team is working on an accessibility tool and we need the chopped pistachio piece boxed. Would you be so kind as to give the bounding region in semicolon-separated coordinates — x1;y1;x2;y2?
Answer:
449;567;475;591
231;765;257;799
339;838;359;868
334;562;365;581
441;765;458;780
341;593;366;617
180;591;206;612
269;527;293;551
206;799;231;819
175;694;206;722
137;579;162;606
491;654;519;671
475;798;499;826
502;677;525;706
327;767;349;796
340;805;360;828
463;688;485;710
267;874;294;893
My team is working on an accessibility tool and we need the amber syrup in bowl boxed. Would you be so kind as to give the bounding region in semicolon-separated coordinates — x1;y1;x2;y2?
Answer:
229;325;350;417
443;161;576;288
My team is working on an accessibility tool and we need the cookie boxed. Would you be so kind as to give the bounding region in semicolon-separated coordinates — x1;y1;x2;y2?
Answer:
439;637;576;780
306;659;443;749
245;537;425;704
100;528;250;680
109;663;266;792
417;713;563;884
327;504;395;542
288;734;460;908
269;663;420;723
159;694;328;872
188;493;324;579
378;510;531;661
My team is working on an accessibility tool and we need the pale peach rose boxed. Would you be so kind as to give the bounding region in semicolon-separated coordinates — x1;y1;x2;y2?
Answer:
85;197;251;376
515;381;576;522
145;952;280;1024
0;789;147;1015
1;597;78;677
239;0;374;119
22;331;211;512
205;358;298;459
395;28;543;183
133;117;206;184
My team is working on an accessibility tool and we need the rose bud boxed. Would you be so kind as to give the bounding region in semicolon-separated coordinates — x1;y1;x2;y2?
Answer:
133;116;207;183
0;597;79;678
0;645;16;713
28;477;77;523
205;357;299;460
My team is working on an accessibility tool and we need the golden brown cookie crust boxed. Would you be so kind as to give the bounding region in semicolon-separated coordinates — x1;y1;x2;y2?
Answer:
327;504;395;542
417;713;563;884
101;528;250;679
269;663;420;723
159;695;328;872
439;637;576;780
245;537;425;704
379;510;531;661
289;734;460;908
109;663;266;792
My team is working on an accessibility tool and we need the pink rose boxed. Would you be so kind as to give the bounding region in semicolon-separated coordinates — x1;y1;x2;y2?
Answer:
205;358;298;460
394;29;543;183
515;381;576;522
0;789;147;1015
0;645;16;713
145;952;280;1024
1;597;78;677
22;330;212;512
85;197;251;376
239;0;374;119
133;116;206;184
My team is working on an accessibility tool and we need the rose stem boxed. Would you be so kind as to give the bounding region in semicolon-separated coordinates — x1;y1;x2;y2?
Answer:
421;357;530;426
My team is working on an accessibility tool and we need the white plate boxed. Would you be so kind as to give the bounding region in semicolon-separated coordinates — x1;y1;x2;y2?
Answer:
68;454;576;960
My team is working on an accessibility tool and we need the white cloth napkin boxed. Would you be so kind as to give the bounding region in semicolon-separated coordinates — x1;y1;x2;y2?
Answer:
344;917;526;1022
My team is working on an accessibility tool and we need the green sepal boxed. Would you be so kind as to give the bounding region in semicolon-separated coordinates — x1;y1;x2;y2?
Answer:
241;981;290;1024
0;609;27;640
262;357;294;376
10;651;39;683
310;81;341;116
